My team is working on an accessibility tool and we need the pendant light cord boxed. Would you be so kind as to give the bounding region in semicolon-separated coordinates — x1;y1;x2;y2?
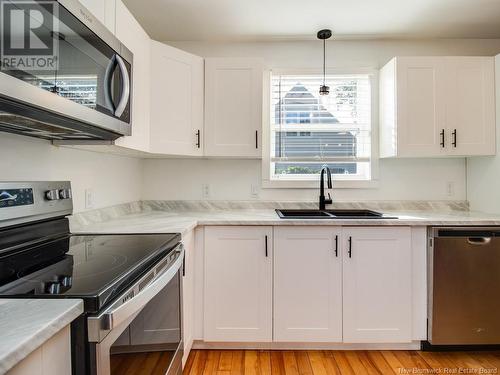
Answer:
323;39;326;86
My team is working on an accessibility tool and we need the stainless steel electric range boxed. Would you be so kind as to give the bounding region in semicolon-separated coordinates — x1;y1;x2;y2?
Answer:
0;181;184;375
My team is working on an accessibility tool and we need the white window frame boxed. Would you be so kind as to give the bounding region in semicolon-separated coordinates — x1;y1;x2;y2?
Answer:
261;67;380;189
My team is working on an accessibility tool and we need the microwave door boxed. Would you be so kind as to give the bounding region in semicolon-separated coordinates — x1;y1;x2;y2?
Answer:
54;4;117;118
0;1;57;92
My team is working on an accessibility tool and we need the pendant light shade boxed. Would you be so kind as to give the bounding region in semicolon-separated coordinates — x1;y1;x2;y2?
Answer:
317;29;332;96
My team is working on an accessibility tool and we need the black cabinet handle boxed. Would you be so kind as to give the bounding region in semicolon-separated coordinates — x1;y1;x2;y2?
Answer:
265;235;268;257
255;130;258;149
452;129;457;148
182;252;186;277
196;129;201;148
334;235;338;257
348;236;352;258
440;129;445;148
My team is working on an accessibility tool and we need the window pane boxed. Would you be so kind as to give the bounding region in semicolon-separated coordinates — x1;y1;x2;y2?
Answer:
270;73;372;181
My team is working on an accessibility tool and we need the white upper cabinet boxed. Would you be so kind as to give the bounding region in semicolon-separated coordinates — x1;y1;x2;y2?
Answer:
204;226;272;342
274;227;342;342
342;227;412;343
204;58;263;158
79;0;116;33
380;56;496;158
149;42;204;156
445;57;496;156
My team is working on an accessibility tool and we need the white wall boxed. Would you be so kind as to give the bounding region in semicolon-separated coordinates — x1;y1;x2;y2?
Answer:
143;158;465;201
142;39;500;202
0;133;142;213
467;54;500;213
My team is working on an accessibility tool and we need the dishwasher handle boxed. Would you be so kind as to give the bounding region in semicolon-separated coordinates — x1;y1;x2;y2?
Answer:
467;237;492;246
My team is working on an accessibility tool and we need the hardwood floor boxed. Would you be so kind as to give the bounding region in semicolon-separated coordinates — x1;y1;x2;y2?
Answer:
183;349;500;375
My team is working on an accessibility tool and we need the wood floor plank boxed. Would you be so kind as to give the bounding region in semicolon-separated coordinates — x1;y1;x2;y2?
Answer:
295;351;314;375
379;350;406;374
393;350;432;373
357;351;382;375
320;351;341;375
189;350;209;375
282;351;300;375
307;351;330;375
184;350;197;375
344;351;369;375
270;351;286;375
218;351;233;371
203;351;222;375
331;351;355;375
230;350;244;375
244;350;261;375
417;350;455;370
259;351;272;375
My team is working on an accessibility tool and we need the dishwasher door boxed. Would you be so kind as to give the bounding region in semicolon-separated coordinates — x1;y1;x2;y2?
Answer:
429;227;500;345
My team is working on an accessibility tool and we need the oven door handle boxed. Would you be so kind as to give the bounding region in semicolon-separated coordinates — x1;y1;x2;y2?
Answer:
88;244;184;342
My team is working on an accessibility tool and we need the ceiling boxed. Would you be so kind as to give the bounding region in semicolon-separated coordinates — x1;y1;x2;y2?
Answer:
122;0;500;42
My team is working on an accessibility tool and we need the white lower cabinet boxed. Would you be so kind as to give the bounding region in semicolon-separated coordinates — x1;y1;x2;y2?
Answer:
7;326;71;375
204;226;273;342
202;225;415;345
274;227;342;342
342;227;412;343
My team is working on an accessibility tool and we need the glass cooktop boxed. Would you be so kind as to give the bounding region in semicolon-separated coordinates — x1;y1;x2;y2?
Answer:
0;233;181;313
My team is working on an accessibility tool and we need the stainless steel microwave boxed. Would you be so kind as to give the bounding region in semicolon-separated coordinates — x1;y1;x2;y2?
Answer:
0;0;133;141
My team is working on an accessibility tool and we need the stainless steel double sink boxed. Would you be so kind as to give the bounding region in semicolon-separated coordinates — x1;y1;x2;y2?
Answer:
275;209;398;220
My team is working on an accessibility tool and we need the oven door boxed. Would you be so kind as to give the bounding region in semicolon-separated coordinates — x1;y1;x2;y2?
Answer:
87;244;184;375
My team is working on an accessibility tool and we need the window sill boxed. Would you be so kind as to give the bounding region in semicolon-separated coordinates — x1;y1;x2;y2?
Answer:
261;179;380;189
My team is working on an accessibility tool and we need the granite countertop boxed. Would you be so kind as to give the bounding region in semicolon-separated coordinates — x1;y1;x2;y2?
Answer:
0;299;83;374
70;206;500;237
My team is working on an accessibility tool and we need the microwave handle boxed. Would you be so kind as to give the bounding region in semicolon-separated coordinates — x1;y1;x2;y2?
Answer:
114;54;130;118
103;55;116;112
88;245;184;342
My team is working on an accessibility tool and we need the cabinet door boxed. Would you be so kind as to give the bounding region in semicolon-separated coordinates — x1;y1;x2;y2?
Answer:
8;326;71;375
396;57;447;157
149;41;204;156
445;57;496;156
204;58;263;157
182;230;195;366
113;0;151;152
79;0;116;33
342;227;412;343
204;226;272;342
274;227;342;342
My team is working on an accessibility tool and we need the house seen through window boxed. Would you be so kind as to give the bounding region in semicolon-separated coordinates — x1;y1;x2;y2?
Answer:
269;74;372;182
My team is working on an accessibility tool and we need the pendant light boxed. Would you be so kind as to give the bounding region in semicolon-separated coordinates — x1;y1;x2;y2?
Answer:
317;29;332;96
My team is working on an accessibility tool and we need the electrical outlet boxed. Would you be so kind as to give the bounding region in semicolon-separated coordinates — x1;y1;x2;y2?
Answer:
446;182;455;197
251;184;259;198
85;188;94;209
202;184;210;199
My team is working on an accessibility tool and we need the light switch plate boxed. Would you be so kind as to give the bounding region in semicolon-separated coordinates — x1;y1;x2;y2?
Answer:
85;188;94;209
202;184;210;199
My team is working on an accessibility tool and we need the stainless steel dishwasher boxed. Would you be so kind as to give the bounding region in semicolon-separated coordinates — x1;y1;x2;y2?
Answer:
428;227;500;346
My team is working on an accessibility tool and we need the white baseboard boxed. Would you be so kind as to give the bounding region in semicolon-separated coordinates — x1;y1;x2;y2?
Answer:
192;340;422;351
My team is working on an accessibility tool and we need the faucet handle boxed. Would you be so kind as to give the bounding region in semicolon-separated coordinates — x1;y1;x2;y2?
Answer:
325;192;333;205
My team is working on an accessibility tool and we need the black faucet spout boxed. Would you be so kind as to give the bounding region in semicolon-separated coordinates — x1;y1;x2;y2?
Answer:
319;166;333;210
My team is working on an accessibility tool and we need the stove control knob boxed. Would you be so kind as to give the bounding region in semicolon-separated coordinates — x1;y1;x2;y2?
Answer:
60;276;72;287
45;189;60;201
59;189;72;200
45;282;61;294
